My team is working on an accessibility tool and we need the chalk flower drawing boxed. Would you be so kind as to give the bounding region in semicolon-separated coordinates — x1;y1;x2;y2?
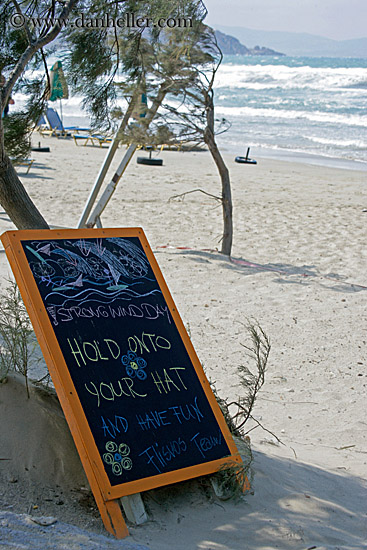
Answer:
103;441;132;476
121;350;147;380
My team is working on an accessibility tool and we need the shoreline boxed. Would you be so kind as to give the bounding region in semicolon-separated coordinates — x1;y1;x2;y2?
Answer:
60;115;367;172
48;95;367;173
217;141;367;172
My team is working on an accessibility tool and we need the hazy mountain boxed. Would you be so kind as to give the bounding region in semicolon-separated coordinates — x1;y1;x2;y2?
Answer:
214;25;367;58
215;30;285;56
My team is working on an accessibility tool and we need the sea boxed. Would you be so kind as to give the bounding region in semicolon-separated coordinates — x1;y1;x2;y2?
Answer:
213;55;367;171
15;55;367;171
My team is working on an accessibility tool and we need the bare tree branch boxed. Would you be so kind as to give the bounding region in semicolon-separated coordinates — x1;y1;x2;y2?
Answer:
169;188;222;203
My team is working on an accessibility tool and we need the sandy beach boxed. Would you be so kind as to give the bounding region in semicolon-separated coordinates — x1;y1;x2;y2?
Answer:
0;135;366;549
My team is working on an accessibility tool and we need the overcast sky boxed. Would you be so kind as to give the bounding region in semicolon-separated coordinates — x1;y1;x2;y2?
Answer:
204;0;367;41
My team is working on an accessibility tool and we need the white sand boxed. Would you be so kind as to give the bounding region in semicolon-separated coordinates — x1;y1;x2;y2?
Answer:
0;136;366;549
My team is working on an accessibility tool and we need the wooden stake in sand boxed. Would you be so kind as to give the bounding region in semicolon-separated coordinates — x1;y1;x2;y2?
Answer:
1;227;243;539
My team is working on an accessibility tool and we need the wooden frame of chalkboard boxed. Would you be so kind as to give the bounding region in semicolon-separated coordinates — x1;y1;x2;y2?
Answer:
1;228;242;538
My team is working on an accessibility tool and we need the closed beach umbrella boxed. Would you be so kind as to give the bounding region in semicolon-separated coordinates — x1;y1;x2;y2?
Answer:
47;60;68;123
48;61;68;101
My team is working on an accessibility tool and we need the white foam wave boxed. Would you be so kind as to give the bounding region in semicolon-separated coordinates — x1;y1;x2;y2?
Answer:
214;63;367;92
307;136;367;149
215;105;367;128
12;92;89;117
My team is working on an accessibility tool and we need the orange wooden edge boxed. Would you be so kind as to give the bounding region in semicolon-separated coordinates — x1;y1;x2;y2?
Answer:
0;227;246;538
1;231;128;538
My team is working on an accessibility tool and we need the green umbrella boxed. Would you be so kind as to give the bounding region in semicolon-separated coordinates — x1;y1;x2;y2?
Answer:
47;61;68;123
48;61;68;100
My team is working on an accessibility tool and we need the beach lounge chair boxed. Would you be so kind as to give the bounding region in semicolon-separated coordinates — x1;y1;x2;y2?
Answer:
40;108;90;138
158;141;183;152
90;134;113;147
36;114;47;128
35;114;51;136
12;158;34;174
73;133;95;146
73;132;113;147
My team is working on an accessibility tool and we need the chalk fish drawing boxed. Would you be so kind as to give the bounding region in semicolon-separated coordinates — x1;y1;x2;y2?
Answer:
23;237;161;308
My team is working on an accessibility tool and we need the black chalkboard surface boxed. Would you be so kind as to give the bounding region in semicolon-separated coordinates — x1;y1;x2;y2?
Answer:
10;230;237;488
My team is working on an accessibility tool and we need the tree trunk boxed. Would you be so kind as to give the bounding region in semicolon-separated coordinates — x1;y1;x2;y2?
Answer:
206;135;233;256
0;154;49;230
0;89;48;230
204;97;233;256
0;0;78;231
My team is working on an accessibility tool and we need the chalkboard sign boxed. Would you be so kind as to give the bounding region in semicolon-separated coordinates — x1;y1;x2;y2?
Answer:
1;228;241;536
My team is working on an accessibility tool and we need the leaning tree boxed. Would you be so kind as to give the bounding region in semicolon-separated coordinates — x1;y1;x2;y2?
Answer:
157;27;234;255
91;21;235;255
0;0;207;230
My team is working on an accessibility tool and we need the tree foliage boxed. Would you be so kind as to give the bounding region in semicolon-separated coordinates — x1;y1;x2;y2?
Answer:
0;0;208;229
1;0;207;156
154;27;234;255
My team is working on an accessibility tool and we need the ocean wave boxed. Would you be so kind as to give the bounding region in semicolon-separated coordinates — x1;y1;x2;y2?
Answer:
306;137;367;149
215;105;367;128
10;56;367;166
214;64;367;92
344;80;367;89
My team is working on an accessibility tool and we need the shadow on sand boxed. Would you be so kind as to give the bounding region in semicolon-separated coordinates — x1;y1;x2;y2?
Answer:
163;249;367;293
15;161;54;180
142;449;367;550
